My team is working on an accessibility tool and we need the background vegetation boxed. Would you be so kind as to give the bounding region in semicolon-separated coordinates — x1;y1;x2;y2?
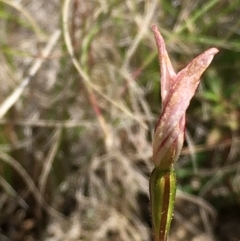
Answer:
0;0;240;241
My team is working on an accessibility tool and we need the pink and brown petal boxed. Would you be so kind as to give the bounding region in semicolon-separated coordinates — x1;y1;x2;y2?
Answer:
152;25;218;169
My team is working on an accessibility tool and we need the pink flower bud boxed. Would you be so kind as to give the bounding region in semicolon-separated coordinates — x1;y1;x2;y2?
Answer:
152;25;218;169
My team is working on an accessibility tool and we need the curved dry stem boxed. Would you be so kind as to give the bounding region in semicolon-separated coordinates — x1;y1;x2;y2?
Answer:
0;0;46;40
0;175;28;209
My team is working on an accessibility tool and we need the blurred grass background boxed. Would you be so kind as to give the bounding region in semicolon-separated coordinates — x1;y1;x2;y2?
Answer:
0;0;240;241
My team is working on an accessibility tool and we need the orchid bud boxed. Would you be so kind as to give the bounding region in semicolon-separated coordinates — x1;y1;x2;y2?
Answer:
150;25;218;241
152;25;218;169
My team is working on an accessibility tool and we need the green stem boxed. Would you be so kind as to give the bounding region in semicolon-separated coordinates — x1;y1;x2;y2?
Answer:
149;167;176;241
